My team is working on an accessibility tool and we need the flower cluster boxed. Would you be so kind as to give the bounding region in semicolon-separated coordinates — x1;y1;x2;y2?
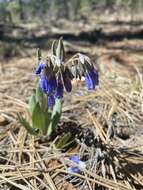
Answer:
71;53;99;90
84;63;99;90
35;59;73;108
35;39;99;108
68;155;86;173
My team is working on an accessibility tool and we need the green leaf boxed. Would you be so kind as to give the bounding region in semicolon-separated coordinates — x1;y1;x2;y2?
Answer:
28;90;36;116
42;110;51;135
32;103;45;131
56;38;65;63
52;98;61;118
36;84;47;112
37;48;42;61
47;98;61;136
51;40;57;56
17;113;39;135
55;133;72;149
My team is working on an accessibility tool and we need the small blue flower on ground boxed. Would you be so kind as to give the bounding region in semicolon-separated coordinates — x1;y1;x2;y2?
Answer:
68;155;86;174
68;166;81;174
70;155;81;164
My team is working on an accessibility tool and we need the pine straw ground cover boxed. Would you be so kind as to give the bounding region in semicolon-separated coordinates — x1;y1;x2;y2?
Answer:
0;53;143;190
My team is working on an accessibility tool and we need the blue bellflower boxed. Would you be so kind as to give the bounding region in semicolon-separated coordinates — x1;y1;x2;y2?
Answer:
47;76;57;95
39;74;57;94
85;67;99;90
55;80;63;98
35;61;45;75
62;68;73;93
63;77;72;92
40;74;57;93
39;75;49;93
48;95;55;108
68;155;86;174
39;74;57;108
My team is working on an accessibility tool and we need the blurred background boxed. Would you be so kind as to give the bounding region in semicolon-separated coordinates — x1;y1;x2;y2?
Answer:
0;0;143;59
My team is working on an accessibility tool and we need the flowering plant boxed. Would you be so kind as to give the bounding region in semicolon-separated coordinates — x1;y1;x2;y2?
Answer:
18;38;99;140
68;155;86;173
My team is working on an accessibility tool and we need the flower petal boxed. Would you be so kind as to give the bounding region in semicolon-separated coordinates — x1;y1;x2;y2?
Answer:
35;61;45;74
63;77;72;92
93;68;99;86
78;161;86;169
55;81;63;98
85;73;94;90
69;155;86;173
67;166;80;174
47;76;57;94
48;95;55;108
39;75;49;93
62;69;72;92
85;67;99;90
70;155;80;164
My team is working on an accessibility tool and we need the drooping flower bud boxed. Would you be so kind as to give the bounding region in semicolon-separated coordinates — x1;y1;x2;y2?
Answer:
48;95;55;108
62;68;73;92
63;76;72;92
47;75;57;95
55;80;63;98
85;67;99;90
39;75;49;93
35;61;45;75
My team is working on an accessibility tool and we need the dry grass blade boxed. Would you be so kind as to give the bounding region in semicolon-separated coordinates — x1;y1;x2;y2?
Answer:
0;175;30;190
36;152;58;190
56;169;133;190
87;109;107;143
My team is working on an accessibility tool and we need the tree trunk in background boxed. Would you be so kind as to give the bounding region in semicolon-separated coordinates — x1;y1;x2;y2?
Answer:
18;0;25;21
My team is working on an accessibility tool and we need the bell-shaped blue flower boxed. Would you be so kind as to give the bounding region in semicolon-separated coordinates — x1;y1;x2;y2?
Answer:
92;68;99;86
48;95;55;108
62;68;73;92
47;75;57;95
63;76;72;92
39;75;49;93
39;74;57;95
85;67;99;90
55;80;63;98
35;61;45;75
